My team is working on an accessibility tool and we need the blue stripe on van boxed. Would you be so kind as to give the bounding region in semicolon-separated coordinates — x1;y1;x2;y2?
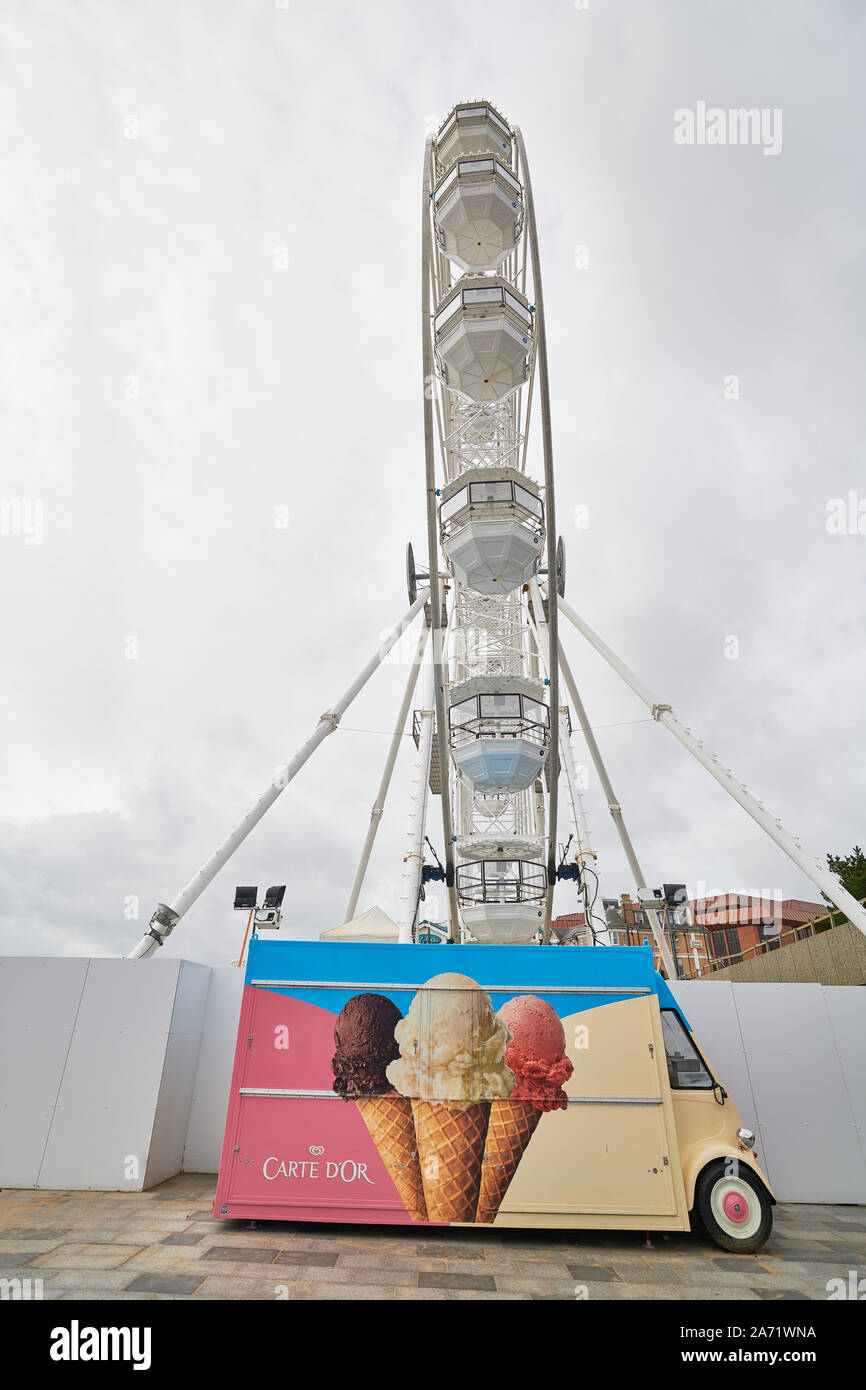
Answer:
245;938;689;1030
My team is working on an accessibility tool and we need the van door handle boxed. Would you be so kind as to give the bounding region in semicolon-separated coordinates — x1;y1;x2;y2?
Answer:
648;1043;654;1058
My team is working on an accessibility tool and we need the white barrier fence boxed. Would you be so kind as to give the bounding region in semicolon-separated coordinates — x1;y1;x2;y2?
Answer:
1;957;863;1204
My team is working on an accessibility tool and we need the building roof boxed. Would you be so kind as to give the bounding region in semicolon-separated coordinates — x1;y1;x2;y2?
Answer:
691;894;825;927
552;912;587;927
550;911;587;944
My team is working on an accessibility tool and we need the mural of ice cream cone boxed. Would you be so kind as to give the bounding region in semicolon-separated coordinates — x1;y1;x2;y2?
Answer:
412;1097;491;1223
476;1098;540;1224
356;1092;427;1222
386;972;515;1225
475;994;574;1224
331;992;426;1221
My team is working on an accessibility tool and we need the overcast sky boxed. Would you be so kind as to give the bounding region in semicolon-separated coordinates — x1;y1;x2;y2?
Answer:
1;0;863;964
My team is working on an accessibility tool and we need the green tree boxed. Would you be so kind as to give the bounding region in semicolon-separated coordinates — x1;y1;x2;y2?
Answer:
827;845;866;899
822;845;866;927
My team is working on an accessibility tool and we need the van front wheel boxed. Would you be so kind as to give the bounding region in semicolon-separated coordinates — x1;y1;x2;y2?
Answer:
695;1160;772;1253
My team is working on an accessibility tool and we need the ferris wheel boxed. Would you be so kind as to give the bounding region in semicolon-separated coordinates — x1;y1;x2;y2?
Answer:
411;100;579;949
127;101;866;966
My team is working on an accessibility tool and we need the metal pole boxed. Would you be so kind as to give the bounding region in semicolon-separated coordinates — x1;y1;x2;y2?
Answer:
236;908;254;968
399;654;436;942
557;708;598;873
526;581;600;943
343;622;431;923
127;587;431;958
515;127;560;942
528;581;595;869
556;632;676;978
422;135;460;941
557;594;866;941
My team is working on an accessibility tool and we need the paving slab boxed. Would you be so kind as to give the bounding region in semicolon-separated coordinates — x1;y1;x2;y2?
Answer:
419;1270;496;1291
304;1283;392;1300
680;1283;762;1300
201;1244;278;1264
125;1272;206;1295
31;1244;143;1270
350;1268;418;1287
605;1282;685;1300
567;1262;621;1282
63;1290;158;1301
610;1264;688;1285
445;1290;525;1300
42;1269;139;1292
393;1287;451;1300
752;1288;813;1300
273;1249;339;1267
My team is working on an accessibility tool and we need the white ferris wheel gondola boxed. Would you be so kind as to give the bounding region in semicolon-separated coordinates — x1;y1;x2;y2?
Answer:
434;275;533;404
448;674;549;794
457;858;547;945
433;155;523;274
434;101;513;168
439;465;544;596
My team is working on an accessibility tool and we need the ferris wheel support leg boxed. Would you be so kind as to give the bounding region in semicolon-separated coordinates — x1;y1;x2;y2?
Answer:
399;654;436;943
422;134;459;942
557;595;866;942
126;587;432;959
344;622;431;925
555;632;677;978
515;127;560;943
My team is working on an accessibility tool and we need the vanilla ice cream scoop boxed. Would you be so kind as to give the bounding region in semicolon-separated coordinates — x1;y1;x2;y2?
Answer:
386;972;515;1105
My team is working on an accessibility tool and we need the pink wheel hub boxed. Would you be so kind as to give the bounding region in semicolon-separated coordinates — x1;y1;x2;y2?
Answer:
722;1189;749;1223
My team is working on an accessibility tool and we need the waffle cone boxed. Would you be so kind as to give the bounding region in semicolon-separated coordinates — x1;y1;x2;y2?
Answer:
411;1098;491;1224
475;1097;540;1224
355;1093;427;1222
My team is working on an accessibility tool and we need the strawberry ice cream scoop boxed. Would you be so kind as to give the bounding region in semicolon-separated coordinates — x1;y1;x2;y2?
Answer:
497;995;573;1112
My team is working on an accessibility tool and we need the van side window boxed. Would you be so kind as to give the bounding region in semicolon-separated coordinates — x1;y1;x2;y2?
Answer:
660;1010;714;1090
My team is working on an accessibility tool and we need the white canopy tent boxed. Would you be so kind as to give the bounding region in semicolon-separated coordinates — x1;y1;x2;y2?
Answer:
319;905;400;943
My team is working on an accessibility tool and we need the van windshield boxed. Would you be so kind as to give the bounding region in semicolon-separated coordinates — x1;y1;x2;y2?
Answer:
661;1010;714;1090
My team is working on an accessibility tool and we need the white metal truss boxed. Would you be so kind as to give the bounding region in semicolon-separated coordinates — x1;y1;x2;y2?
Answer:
441;399;524;482
450;589;534;681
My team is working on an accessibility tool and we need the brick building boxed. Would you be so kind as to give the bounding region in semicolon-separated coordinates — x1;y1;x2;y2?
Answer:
551;892;827;978
690;894;826;968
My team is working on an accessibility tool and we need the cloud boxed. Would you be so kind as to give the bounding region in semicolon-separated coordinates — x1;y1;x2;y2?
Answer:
1;0;863;962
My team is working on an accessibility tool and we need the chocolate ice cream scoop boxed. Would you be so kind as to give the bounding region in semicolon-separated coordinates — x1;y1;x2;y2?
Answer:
331;993;402;1099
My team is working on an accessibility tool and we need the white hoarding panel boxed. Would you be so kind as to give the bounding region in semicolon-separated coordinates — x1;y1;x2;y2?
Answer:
145;960;211;1188
822;987;866;1180
732;983;866;1203
183;966;244;1173
0;958;90;1188
38;960;182;1191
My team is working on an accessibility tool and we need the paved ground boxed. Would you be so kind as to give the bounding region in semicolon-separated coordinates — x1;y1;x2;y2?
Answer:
2;1174;864;1300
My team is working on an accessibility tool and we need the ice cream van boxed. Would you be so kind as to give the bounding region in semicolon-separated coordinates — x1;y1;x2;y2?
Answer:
214;937;774;1252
